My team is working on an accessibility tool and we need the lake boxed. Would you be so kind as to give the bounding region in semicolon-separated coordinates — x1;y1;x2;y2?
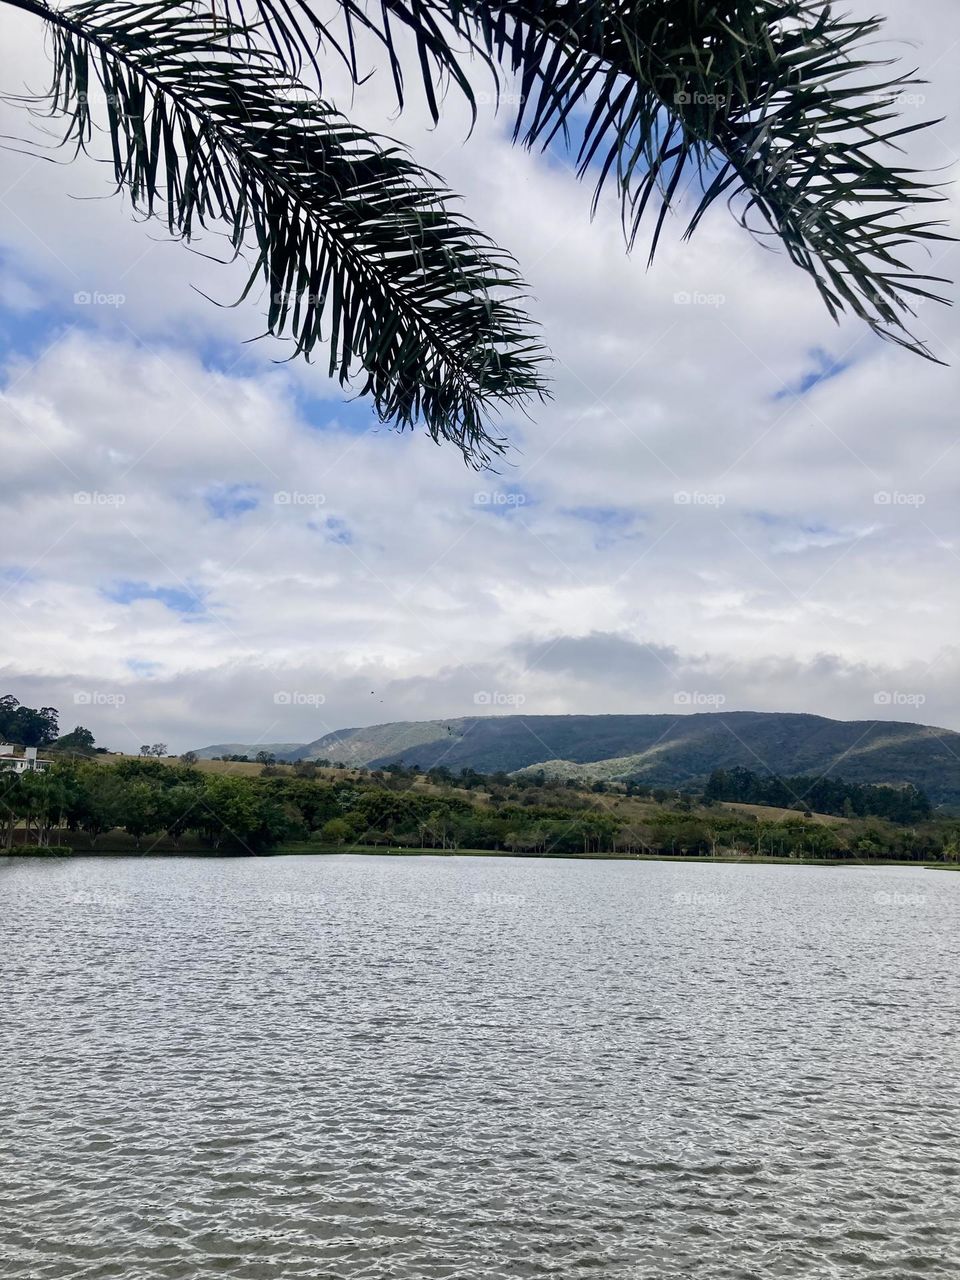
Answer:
2;854;958;1278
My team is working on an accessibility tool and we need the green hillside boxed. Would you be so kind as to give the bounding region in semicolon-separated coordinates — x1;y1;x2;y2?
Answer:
194;742;307;760
262;712;960;806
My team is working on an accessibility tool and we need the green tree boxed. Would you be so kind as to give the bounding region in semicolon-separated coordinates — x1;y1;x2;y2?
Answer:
118;781;163;851
70;769;126;845
1;1;947;463
54;726;97;755
321;818;352;847
0;695;59;747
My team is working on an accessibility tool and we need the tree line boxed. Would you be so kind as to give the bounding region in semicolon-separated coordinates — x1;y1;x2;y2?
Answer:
702;766;932;824
2;756;959;863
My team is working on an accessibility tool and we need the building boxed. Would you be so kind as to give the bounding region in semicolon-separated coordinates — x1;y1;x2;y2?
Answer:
0;744;51;774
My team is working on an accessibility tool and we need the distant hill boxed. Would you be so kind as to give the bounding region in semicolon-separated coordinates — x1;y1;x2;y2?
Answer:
193;742;306;760
217;712;960;806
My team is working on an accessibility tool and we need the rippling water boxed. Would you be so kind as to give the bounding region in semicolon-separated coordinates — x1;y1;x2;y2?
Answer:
2;854;959;1278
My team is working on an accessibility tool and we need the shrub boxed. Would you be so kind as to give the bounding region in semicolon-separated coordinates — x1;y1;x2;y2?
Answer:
11;844;73;856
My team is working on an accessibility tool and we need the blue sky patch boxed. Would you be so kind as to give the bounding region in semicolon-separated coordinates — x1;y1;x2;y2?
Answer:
775;348;852;400
308;516;353;545
204;483;260;520
103;580;208;615
126;658;163;677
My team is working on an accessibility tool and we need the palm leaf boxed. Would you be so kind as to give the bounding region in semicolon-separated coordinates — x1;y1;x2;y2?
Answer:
228;0;951;357
4;0;547;462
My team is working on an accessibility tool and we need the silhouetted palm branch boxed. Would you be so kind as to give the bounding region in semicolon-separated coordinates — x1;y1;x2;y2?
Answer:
229;0;952;353
1;0;951;465
4;0;547;462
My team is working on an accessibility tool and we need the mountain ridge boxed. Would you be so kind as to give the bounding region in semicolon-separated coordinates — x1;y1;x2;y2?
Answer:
193;710;960;805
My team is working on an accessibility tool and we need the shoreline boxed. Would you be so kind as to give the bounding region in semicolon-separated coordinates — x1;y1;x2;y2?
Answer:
3;844;957;869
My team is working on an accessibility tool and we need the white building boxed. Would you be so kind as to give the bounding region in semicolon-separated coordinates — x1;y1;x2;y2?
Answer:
0;744;51;774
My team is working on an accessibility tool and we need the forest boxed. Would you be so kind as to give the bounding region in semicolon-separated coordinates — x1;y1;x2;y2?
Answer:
2;755;958;864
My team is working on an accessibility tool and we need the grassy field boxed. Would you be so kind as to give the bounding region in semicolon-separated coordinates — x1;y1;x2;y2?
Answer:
718;801;849;826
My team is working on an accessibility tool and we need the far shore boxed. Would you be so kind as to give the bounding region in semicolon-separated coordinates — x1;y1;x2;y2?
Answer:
3;843;957;869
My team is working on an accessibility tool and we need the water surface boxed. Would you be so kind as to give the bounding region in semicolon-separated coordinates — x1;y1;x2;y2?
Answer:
2;855;958;1278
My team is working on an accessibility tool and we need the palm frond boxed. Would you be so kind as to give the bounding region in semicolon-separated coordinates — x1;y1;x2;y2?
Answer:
229;0;951;357
6;0;548;462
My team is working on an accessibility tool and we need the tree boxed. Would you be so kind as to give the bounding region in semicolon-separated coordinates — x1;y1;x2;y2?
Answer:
255;751;277;766
2;2;946;464
117;780;163;851
321;818;352;847
54;726;96;755
0;695;59;747
179;751;199;765
69;769;126;845
150;744;168;759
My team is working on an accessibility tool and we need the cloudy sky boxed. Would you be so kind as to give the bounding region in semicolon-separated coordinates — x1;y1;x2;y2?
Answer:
1;2;959;753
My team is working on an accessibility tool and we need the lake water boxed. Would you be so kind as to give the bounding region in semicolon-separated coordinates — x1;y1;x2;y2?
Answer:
2;854;958;1279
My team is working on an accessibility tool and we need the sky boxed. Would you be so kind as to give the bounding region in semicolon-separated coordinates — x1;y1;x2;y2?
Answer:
1;2;959;754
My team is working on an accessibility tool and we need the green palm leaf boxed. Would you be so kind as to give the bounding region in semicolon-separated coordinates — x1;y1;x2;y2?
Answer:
1;0;951;467
4;0;547;462
229;0;952;357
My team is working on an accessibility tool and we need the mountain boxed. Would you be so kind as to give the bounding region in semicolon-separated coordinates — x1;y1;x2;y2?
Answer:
229;712;960;805
193;742;306;760
192;712;960;804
